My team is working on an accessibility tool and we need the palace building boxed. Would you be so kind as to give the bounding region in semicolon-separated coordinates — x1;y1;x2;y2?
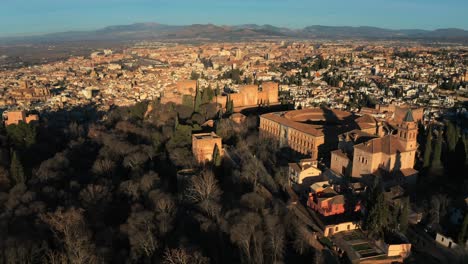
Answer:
330;109;419;184
259;108;354;160
260;107;420;185
216;82;279;109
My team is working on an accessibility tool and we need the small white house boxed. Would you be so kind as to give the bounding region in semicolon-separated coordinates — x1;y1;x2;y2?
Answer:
435;233;458;249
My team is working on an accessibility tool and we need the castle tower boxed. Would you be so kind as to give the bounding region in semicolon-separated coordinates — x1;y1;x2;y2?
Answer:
397;109;418;151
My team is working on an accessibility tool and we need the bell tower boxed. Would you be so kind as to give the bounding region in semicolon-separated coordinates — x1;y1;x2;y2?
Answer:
397;109;418;151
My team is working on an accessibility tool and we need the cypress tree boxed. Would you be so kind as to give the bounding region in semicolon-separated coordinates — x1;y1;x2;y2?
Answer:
365;180;389;239
458;213;468;244
10;151;25;184
446;122;458;152
366;190;389;238
194;82;202;113
423;129;433;168
215;83;220;97
226;96;234;114
431;130;443;169
212;144;222;167
399;197;409;233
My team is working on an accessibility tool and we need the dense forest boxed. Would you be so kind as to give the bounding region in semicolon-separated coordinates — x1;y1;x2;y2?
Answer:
0;100;324;264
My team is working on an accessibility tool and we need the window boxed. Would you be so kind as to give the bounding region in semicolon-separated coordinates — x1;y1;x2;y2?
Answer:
347;225;350;230
335;226;339;231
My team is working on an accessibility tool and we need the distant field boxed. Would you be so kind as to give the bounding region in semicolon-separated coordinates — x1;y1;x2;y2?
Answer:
0;41;127;69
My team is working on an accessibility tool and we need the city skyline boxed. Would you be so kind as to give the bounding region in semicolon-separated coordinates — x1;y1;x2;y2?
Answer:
1;0;468;37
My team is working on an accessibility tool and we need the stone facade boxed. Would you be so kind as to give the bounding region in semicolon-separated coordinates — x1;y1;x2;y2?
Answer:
161;80;197;104
192;132;223;164
217;82;279;109
259;108;353;160
330;110;419;180
4;110;39;126
324;222;359;237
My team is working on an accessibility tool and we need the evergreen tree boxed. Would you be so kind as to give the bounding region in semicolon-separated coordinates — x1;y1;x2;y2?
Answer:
6;122;37;149
365;180;389;239
201;86;215;104
174;114;179;131
458;213;468;244
194;83;202;113
226;96;234;114
431;131;443;169
215;83;221;97
190;71;200;80
182;95;195;108
446;122;458;152
212;144;222;167
423;128;433;168
454;137;467;182
398;197;409;233
10;151;25;184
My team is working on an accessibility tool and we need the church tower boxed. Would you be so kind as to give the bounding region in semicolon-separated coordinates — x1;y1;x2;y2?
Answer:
397;109;418;151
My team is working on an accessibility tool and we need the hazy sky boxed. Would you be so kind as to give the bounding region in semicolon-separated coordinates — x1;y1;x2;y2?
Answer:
1;0;467;36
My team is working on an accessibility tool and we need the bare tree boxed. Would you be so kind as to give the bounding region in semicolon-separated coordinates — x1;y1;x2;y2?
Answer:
123;151;149;170
36;152;70;182
140;171;160;193
163;248;209;264
125;211;158;260
3;238;45;264
229;212;262;264
119;180;141;201
91;158;116;176
44;250;68;264
186;170;222;218
79;184;111;209
264;214;285;264
149;190;176;235
40;208;99;264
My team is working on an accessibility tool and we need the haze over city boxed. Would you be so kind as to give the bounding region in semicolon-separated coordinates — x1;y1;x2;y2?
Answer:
1;0;468;36
0;1;467;264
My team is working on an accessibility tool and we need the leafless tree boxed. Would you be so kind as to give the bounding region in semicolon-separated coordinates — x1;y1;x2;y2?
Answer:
79;184;111;209
40;207;99;264
264;214;285;264
0;166;10;190
67;122;85;139
149;190;176;235
119;180;141;201
44;250;68;264
36;152;70;182
91;158;116;176
240;192;265;212
169;147;196;168
125;211;158;260
186;170;222;217
163;248;209;264
140;171;160;192
123;151;149;170
2;238;45;264
292;223;312;255
229;212;262;264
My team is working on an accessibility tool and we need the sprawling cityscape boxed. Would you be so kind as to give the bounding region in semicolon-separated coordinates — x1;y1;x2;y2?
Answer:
0;1;468;264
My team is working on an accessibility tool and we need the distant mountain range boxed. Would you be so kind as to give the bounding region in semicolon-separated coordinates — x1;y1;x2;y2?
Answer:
2;22;468;44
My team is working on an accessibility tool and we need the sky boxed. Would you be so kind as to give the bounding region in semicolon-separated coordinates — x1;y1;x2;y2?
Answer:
0;0;467;37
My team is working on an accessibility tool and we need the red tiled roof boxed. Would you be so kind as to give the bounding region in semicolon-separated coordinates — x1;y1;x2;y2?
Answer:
354;135;405;155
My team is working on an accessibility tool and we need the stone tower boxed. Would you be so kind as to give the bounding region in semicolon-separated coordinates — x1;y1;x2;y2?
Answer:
397;109;418;151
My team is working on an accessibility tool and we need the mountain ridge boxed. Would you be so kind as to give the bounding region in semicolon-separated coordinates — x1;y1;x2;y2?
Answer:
2;22;468;44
